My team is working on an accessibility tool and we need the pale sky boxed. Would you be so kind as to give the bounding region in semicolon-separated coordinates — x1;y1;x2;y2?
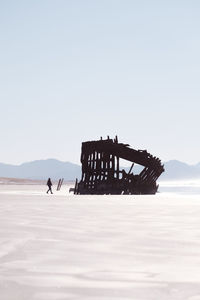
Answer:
0;0;200;165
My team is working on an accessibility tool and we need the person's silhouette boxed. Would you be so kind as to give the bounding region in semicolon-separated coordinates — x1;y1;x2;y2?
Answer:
46;178;53;194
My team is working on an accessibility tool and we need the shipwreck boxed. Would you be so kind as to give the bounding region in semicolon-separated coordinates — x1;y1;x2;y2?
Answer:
73;136;164;195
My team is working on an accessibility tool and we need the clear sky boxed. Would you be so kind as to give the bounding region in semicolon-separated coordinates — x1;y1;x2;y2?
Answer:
0;0;200;165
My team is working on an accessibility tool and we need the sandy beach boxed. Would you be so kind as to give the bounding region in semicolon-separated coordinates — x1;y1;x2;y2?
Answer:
0;184;200;299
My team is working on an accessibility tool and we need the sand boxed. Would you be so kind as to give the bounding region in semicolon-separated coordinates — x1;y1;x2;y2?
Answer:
0;184;200;300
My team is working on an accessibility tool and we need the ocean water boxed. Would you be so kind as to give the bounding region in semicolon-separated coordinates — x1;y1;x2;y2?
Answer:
159;179;200;195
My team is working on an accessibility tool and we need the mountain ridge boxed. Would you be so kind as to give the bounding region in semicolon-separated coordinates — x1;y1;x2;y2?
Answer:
0;159;200;181
0;159;81;180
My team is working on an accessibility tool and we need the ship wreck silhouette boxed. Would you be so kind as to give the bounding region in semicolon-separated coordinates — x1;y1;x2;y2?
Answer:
73;136;164;195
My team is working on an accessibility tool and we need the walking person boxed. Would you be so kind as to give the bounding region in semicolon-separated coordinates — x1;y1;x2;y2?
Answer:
46;178;53;194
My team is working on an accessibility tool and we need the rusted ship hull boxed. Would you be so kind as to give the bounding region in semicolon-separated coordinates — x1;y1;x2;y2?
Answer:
74;137;164;195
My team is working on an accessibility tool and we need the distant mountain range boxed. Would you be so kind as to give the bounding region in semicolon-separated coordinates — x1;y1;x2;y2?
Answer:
159;160;200;181
0;159;80;181
0;159;200;181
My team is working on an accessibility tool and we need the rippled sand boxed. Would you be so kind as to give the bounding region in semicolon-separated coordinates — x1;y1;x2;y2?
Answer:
0;184;200;300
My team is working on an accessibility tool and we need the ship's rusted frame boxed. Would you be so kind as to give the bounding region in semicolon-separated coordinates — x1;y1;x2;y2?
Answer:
74;137;164;195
